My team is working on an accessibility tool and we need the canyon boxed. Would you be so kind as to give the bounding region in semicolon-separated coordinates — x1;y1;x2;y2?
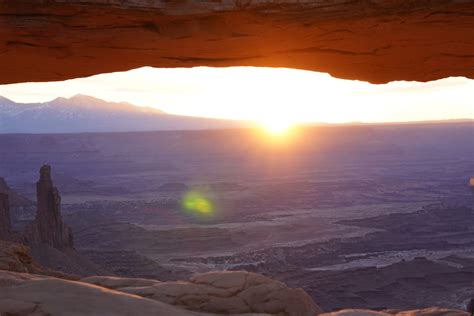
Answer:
1;1;474;314
0;123;472;314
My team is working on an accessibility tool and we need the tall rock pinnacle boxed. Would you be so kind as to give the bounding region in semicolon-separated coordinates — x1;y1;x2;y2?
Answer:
34;165;74;250
0;192;11;240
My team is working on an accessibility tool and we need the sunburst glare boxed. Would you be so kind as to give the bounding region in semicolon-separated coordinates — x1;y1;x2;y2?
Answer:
261;119;294;135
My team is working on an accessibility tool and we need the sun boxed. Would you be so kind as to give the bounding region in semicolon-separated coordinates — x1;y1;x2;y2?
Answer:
260;119;294;135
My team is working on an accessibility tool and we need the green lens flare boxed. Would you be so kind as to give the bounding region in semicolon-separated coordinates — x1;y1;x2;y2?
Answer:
181;191;214;215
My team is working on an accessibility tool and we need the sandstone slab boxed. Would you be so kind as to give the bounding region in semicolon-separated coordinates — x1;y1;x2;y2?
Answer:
0;269;212;316
83;270;323;316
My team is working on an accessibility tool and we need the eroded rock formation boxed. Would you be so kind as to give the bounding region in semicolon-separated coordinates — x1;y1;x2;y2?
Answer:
0;166;105;276
1;0;474;84
0;240;40;273
28;165;74;250
0;239;77;279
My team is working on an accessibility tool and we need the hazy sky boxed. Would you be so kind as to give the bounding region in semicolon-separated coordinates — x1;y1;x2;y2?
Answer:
1;66;473;126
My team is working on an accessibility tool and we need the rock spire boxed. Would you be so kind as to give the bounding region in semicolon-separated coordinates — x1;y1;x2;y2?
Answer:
33;165;74;249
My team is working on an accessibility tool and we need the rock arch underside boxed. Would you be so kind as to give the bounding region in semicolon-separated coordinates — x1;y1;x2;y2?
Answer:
1;0;474;85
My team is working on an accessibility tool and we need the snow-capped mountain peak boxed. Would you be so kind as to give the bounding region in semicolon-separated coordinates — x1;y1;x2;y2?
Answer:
0;95;244;133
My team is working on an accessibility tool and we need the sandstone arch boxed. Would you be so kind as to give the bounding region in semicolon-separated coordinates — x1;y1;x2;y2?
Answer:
1;0;474;84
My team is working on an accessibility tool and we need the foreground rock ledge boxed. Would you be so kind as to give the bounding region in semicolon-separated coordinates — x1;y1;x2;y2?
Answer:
0;269;318;316
0;269;470;316
82;271;322;315
0;269;207;316
1;0;474;84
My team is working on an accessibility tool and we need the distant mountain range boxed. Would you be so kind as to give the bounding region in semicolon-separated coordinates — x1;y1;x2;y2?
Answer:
0;95;248;133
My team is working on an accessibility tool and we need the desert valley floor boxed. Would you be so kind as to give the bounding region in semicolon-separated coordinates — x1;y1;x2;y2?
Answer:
1;122;473;311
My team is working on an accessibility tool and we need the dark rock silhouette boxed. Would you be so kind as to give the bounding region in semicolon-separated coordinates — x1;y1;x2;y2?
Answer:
0;193;11;240
0;171;70;246
0;166;107;276
32;165;74;250
468;298;474;315
0;165;106;276
0;177;32;207
0;178;8;193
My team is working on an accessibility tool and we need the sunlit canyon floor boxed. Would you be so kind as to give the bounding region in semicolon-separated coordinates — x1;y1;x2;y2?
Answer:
1;122;473;311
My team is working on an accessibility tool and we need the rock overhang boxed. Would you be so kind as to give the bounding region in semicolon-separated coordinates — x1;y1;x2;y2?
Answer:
1;0;474;84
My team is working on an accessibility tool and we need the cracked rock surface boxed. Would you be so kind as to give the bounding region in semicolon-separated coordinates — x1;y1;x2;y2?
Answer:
0;269;216;316
0;269;470;316
82;271;323;316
